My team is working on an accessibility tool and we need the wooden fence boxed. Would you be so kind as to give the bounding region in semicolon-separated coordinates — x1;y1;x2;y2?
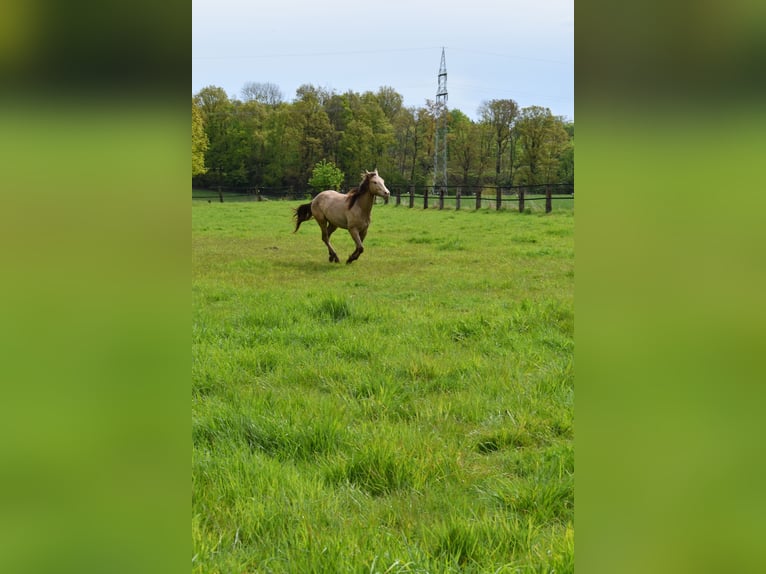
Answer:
391;184;573;213
192;183;574;213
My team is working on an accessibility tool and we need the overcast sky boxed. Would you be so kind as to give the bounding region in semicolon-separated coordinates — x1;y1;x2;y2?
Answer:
192;0;573;121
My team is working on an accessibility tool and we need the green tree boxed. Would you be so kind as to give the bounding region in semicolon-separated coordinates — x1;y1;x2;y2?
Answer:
478;98;519;185
260;103;300;187
308;159;344;192
413;102;438;186
359;91;395;173
558;121;574;185
338;119;374;181
193;86;233;185
192;99;208;177
324;92;353;163
292;85;335;186
515;106;569;186
374;86;404;122
229;99;273;186
448;109;480;186
191;83;572;192
389;106;416;185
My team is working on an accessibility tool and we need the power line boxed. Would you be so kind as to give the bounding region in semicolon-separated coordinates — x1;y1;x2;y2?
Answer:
448;47;572;66
449;81;573;103
193;47;441;60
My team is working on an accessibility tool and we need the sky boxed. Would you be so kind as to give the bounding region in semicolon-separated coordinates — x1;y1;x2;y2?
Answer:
192;0;573;122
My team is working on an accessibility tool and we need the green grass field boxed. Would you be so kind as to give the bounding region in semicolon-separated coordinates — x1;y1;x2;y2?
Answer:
192;200;574;573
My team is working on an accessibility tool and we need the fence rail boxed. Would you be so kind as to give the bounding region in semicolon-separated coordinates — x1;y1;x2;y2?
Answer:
192;186;304;202
193;183;573;212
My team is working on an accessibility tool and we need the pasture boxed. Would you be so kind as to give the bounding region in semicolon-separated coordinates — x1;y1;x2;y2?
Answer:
192;200;574;573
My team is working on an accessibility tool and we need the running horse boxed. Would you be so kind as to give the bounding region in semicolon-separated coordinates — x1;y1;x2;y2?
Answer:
293;169;390;264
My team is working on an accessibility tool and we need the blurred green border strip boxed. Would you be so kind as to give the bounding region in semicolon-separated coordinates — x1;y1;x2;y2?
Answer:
577;1;766;572
0;0;189;570
0;100;190;574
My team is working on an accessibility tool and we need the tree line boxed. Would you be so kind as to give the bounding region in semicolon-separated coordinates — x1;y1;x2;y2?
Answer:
192;82;573;191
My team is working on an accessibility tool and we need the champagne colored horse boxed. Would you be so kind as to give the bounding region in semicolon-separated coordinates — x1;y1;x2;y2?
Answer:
293;169;391;264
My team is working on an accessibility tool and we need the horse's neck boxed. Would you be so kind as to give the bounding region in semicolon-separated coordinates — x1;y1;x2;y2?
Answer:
353;190;375;214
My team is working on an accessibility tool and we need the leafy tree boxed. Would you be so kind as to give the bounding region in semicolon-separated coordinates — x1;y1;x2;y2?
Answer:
478;99;519;185
389;106;417;185
324;92;354;162
558;121;574;185
194;85;229;114
295;84;334;107
338;119;374;182
190;83;572;192
292;85;335;186
308;159;344;192
194;86;233;185
515;106;569;185
192;99;208;177
374;86;404;122
325;92;353;133
260;103;300;187
358;91;394;173
471;119;492;185
235;100;268;185
449;109;480;186
415;102;438;185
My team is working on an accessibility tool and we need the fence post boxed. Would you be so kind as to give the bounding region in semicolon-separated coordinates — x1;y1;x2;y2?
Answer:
545;184;552;213
455;187;461;211
395;188;401;206
424;187;429;210
409;185;415;208
496;187;502;210
438;187;444;210
518;187;525;213
475;188;482;210
218;186;224;203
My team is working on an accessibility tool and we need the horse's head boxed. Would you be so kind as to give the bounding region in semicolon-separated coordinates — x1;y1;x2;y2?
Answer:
364;169;390;199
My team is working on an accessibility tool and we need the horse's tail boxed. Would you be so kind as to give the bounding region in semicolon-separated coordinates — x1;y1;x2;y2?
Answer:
293;202;313;232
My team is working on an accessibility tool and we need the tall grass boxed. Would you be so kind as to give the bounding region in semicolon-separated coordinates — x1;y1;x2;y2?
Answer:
192;201;574;572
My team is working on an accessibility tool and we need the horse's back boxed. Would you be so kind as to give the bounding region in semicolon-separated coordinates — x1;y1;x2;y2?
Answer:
312;190;349;228
313;190;344;201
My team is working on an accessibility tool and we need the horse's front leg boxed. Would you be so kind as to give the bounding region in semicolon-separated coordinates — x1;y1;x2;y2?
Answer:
346;227;365;264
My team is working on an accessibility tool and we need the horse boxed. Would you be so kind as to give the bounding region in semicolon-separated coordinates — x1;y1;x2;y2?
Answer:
293;169;391;264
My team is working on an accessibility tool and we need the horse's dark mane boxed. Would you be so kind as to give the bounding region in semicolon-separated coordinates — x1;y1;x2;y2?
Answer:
346;175;371;208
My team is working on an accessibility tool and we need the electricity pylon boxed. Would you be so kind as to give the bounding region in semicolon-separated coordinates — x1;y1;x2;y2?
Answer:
433;48;448;190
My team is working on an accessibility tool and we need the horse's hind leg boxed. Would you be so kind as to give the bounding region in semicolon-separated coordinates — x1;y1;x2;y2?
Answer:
320;221;340;263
